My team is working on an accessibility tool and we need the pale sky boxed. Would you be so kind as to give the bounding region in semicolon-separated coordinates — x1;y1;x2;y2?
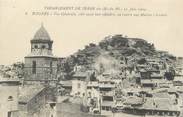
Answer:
0;0;183;65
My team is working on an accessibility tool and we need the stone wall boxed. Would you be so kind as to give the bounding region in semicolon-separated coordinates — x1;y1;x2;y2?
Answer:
24;57;58;81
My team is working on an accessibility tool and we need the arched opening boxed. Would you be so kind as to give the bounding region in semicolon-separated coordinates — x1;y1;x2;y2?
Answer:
34;45;38;49
8;96;13;101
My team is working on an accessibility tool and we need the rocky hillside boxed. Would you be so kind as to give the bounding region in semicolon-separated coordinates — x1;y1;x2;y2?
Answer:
0;62;24;78
63;34;175;73
0;34;177;79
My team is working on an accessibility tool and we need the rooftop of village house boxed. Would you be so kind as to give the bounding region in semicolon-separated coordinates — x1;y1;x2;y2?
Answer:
19;85;45;103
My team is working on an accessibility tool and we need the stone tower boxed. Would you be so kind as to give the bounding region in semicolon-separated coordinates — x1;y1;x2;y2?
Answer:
24;24;58;84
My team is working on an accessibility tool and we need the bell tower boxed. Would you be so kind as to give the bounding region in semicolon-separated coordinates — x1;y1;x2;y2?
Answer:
30;24;53;57
24;24;58;84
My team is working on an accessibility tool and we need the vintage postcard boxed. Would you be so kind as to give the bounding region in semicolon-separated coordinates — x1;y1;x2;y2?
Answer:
0;0;183;117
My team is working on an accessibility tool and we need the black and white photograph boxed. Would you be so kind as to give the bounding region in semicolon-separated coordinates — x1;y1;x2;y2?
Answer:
0;0;183;117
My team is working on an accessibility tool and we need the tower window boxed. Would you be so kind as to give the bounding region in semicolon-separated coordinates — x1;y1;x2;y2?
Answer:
34;45;38;49
42;45;46;49
8;96;13;101
32;61;36;74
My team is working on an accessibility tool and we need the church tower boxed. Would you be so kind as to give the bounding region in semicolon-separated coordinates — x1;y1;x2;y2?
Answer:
24;24;58;84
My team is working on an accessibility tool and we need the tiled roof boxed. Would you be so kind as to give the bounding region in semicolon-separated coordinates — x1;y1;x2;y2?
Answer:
87;81;99;87
123;96;143;105
69;97;82;104
141;79;166;84
72;72;88;78
102;91;114;96
150;73;163;78
153;92;170;98
57;96;69;103
59;80;72;87
19;85;45;103
0;77;19;83
33;25;51;40
99;84;115;88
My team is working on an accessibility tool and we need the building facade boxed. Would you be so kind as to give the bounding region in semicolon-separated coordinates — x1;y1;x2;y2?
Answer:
24;25;58;84
0;78;19;117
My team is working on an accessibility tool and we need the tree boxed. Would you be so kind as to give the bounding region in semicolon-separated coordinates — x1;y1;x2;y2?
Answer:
64;62;71;73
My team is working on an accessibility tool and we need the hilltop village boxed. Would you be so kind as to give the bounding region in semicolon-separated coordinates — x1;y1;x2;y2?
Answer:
0;25;183;117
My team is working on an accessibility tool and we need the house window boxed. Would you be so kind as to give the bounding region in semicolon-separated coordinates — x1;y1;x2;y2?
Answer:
7;111;11;117
8;96;13;101
32;61;36;74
